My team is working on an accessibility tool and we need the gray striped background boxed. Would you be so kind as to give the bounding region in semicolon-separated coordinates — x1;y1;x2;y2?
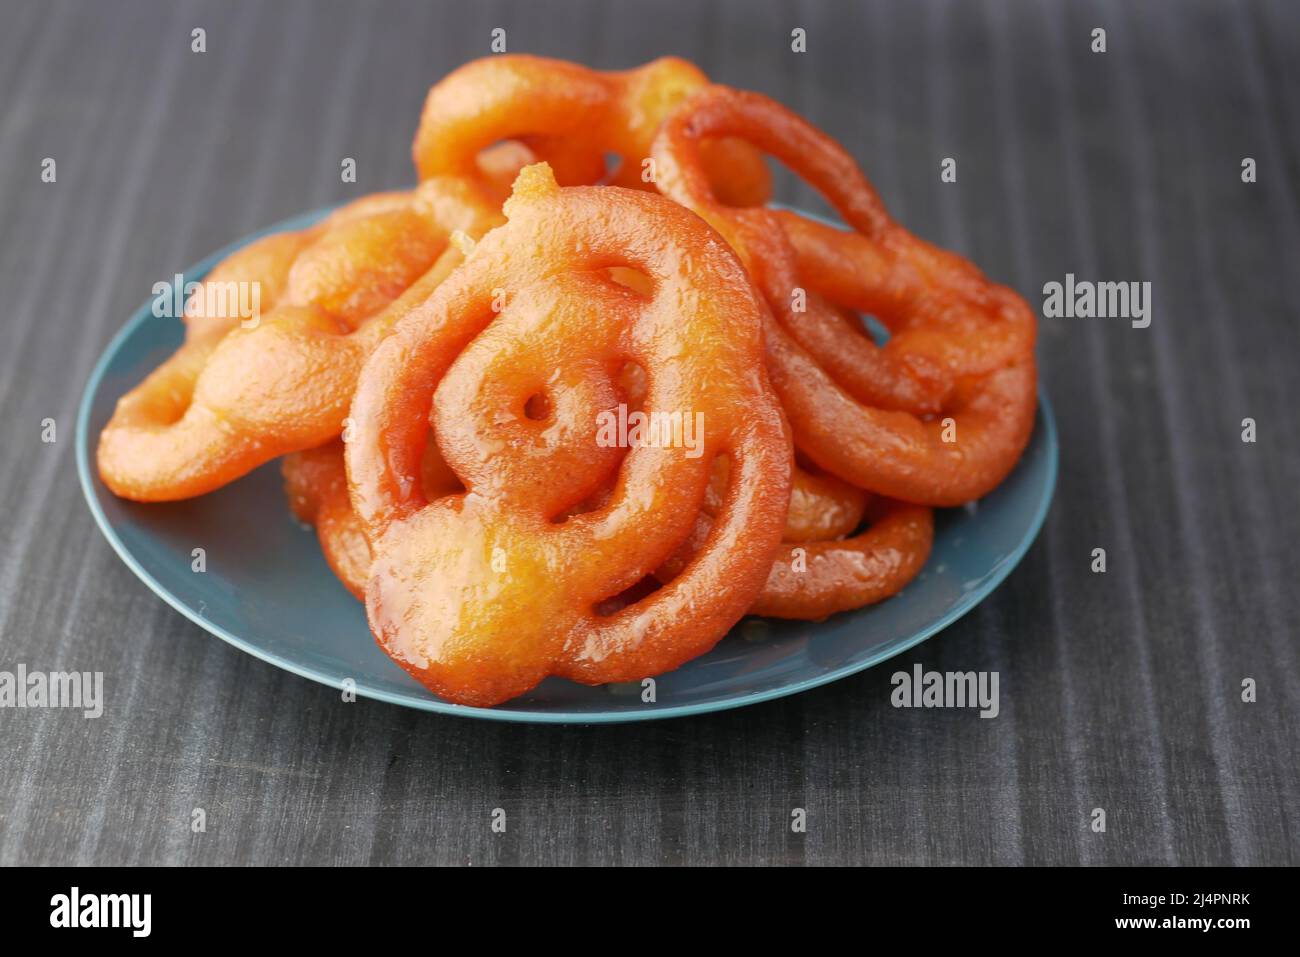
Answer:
0;0;1296;865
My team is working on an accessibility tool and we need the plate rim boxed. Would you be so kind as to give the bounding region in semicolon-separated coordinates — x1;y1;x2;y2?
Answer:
76;205;1058;724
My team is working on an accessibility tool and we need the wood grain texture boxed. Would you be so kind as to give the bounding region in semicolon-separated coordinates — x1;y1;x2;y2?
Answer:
0;0;1296;866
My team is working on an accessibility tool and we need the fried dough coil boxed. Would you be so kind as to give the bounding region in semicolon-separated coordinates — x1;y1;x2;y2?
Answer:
413;55;772;207
660;459;933;620
345;165;791;705
652;85;1037;506
98;176;502;501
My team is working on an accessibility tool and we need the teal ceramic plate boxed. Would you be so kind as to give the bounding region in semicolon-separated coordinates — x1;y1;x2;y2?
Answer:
77;207;1057;723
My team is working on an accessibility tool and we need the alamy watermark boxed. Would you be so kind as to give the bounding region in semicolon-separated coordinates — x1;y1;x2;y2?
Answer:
891;663;999;718
1042;273;1151;328
152;274;262;329
0;665;103;718
595;404;704;459
50;888;150;937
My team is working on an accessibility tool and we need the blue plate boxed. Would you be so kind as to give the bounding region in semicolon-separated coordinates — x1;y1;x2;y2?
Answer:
76;207;1057;723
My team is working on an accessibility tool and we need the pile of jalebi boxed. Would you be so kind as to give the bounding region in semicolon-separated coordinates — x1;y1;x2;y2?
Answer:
99;56;1036;707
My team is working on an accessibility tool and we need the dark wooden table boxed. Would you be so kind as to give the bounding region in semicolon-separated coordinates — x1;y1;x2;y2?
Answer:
2;0;1296;866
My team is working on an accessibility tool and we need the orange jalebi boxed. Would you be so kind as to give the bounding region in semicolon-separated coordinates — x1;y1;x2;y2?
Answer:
345;165;791;705
98;176;502;500
752;499;933;620
656;458;934;620
413;55;772;207
652;85;1037;507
